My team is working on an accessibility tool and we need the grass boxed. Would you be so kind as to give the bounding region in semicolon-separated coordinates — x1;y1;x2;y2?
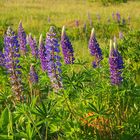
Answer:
0;1;140;139
0;0;140;34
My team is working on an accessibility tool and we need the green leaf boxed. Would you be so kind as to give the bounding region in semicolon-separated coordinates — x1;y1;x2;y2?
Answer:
0;107;9;130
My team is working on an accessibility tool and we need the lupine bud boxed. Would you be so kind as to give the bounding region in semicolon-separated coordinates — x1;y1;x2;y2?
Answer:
4;27;22;100
28;34;38;58
61;26;75;64
109;40;124;85
88;28;103;68
45;26;63;91
0;51;4;67
39;34;47;71
18;21;27;55
29;64;38;84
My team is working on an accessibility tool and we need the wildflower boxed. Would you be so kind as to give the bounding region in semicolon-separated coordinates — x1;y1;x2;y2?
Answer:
88;28;103;68
109;40;124;85
29;64;38;84
18;21;27;55
45;26;63;91
48;16;51;23
107;17;110;23
128;16;131;24
28;34;38;58
116;12;121;23
83;23;87;33
112;12;115;21
61;26;75;64
39;34;47;71
96;13;101;22
122;18;126;25
0;51;4;67
4;27;22;100
75;20;79;27
119;32;123;39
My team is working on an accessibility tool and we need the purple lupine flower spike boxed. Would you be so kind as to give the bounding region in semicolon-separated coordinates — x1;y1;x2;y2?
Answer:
0;51;5;67
61;26;75;64
4;27;22;100
116;12;121;23
109;40;124;85
122;18;126;25
18;21;27;55
29;64;38;84
96;13;101;22
119;32;123;39
45;26;63;91
112;12;115;21
88;28;103;68
128;16;131;24
39;34;47;71
75;20;79;27
28;34;38;58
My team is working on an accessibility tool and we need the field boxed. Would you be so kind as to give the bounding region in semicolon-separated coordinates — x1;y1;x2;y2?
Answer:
0;0;140;140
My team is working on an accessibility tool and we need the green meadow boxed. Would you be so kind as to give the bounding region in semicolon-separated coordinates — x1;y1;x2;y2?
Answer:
0;0;140;139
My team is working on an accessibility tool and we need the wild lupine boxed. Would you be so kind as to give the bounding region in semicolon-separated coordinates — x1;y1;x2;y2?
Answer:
0;51;4;67
107;17;110;23
122;18;126;25
88;28;103;68
119;32;123;39
75;20;79;27
4;27;22;100
87;12;93;27
83;23;87;33
18;21;27;55
29;64;38;84
109;40;124;85
48;16;51;23
128;16;131;24
61;26;75;64
116;12;121;23
28;34;38;58
96;13;101;22
45;27;63;91
112;12;115;21
39;34;47;71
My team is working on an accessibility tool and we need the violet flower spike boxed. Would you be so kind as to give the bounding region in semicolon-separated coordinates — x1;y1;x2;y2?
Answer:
109;40;124;85
29;64;38;84
0;51;5;67
18;21;27;55
28;34;38;58
75;20;79;27
45;26;63;91
61;26;75;64
4;27;22;100
116;12;121;23
39;34;47;71
88;28;103;68
119;32;123;39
